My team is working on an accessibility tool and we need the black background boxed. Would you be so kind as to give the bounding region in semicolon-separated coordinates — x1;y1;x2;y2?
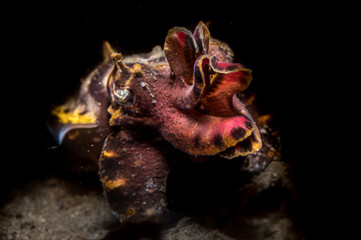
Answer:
2;2;345;238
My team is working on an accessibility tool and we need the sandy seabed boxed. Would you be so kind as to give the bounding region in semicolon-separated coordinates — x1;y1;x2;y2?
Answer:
0;160;300;240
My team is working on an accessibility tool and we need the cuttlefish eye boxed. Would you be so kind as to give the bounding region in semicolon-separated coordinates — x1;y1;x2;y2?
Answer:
114;87;134;106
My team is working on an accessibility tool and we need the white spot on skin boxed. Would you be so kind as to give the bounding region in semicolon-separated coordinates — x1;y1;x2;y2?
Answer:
140;81;156;102
145;178;157;189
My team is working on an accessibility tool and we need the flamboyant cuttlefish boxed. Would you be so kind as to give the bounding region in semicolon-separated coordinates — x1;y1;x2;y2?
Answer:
49;22;279;223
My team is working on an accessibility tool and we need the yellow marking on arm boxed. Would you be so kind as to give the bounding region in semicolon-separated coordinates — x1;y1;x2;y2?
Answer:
107;104;120;115
267;151;275;158
109;108;123;126
102;150;119;158
127;208;135;216
102;176;127;190
51;105;96;124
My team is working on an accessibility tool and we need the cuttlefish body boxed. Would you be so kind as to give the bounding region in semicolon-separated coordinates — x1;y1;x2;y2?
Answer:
50;22;277;222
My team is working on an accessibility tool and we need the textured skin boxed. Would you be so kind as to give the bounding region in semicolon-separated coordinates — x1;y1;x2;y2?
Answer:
49;22;279;223
99;128;170;221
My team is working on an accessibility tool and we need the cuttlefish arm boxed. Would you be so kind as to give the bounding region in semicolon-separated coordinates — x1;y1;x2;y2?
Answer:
99;129;172;223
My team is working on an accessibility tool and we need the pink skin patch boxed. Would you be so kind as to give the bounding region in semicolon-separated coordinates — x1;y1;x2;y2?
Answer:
176;31;188;45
